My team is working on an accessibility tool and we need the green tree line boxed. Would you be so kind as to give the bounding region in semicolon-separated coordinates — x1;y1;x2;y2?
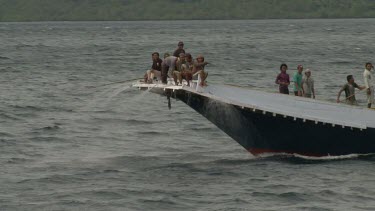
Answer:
0;0;375;21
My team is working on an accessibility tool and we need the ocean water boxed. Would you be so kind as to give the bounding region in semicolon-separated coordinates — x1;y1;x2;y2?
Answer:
1;19;375;210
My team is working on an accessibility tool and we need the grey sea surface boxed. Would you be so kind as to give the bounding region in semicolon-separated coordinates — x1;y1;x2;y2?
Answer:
1;19;375;211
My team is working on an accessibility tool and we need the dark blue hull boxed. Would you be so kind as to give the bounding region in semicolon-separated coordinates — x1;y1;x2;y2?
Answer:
175;90;375;156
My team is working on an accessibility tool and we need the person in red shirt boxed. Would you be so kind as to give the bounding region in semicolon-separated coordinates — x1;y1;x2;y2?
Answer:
275;63;290;94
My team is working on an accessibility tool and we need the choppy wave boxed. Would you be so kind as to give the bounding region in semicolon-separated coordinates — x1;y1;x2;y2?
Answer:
0;56;11;60
2;20;375;211
0;112;22;121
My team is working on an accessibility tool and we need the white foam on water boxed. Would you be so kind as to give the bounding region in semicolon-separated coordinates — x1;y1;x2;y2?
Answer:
293;153;374;161
107;84;132;101
117;84;158;107
104;83;159;112
256;152;375;161
81;83;132;111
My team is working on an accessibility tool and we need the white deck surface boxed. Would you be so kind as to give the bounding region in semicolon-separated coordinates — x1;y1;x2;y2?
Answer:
133;82;375;129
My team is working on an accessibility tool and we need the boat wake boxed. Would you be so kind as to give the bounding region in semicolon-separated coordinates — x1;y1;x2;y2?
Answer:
293;153;375;161
255;152;375;163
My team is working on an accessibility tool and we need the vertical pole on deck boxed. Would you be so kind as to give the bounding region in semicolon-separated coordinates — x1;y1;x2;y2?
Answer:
168;95;171;110
165;89;172;110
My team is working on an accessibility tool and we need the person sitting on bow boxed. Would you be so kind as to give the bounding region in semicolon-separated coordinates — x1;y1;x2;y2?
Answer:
192;54;209;86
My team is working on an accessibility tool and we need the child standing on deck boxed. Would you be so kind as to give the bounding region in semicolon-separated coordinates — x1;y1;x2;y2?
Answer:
275;63;290;95
293;65;304;96
302;69;315;99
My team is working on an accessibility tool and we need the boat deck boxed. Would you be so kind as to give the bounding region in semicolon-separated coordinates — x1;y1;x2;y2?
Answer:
133;82;375;130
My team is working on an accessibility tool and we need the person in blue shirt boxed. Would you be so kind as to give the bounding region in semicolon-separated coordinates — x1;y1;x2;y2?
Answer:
293;64;304;96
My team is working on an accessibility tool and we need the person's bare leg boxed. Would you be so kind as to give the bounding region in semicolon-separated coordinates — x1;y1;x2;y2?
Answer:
150;70;155;83
147;70;150;79
173;72;178;85
146;70;152;82
187;72;192;86
182;71;190;86
200;71;208;86
178;73;182;85
144;72;148;83
154;71;161;82
199;71;204;86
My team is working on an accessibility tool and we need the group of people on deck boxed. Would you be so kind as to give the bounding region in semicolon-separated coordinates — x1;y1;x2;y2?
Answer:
275;64;315;98
145;44;374;108
144;41;209;86
275;62;375;108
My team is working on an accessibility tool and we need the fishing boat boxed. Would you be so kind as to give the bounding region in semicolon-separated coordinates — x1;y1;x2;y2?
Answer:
133;80;375;157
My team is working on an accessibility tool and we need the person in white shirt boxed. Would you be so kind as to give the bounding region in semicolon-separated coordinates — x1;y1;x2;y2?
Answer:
363;62;374;108
302;69;315;99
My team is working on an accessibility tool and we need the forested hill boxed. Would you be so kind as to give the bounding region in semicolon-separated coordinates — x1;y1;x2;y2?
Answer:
1;0;375;22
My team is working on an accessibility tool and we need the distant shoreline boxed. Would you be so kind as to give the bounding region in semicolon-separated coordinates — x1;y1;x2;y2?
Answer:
1;17;375;23
2;0;375;22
